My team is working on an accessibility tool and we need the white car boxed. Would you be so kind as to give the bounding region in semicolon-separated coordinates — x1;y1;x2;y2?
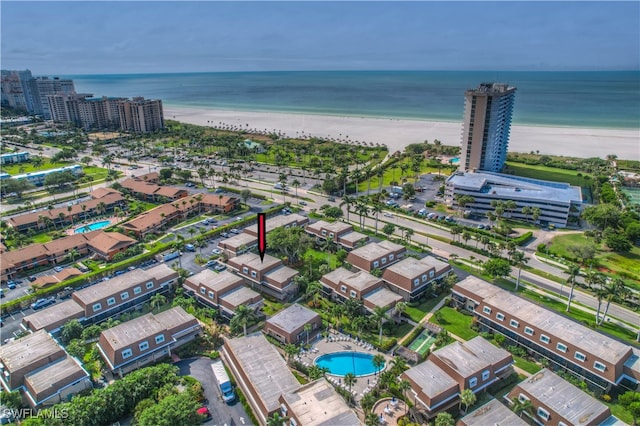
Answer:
212;248;222;255
383;212;394;218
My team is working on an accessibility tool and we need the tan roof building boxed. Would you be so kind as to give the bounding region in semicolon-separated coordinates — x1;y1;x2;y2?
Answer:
23;299;85;333
30;267;83;290
346;240;406;272
87;231;136;260
382;256;452;301
97;306;199;376
306;220;368;249
218;233;258;257
227;253;299;301
458;399;527;426
243;213;308;237
264;303;322;345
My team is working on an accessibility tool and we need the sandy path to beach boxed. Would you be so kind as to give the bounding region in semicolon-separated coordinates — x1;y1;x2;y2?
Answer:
164;106;639;160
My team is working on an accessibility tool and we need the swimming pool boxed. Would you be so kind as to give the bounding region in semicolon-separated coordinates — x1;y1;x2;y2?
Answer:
74;220;111;234
450;157;460;164
315;351;383;377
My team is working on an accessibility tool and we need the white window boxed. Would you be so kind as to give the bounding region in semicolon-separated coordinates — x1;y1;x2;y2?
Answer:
350;290;357;298
133;287;141;295
559;422;568;426
107;297;116;306
482;370;490;381
146;281;154;289
122;348;132;359
121;291;130;300
389;254;395;261
139;341;149;351
208;291;214;299
496;313;505;321
575;352;586;362
155;335;165;344
340;285;347;293
200;287;206;295
537;407;550;421
329;233;334;238
373;261;379;268
524;326;534;336
509;319;519;328
381;257;387;265
469;377;477;388
413;278;420;287
483;306;492;315
429;270;435;278
594;361;606;372
251;271;257;278
421;274;428;282
93;303;102;312
540;334;550;344
518;393;529;402
556;343;568;353
321;230;327;236
243;267;249;274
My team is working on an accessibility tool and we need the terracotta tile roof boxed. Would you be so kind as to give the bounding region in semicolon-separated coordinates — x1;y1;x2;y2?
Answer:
87;231;136;254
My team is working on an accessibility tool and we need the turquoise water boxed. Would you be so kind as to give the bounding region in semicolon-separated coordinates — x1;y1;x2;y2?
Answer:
68;71;640;129
451;157;460;164
74;220;111;234
315;351;382;376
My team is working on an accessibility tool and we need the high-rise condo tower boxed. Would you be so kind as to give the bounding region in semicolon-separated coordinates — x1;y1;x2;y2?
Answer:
459;83;516;173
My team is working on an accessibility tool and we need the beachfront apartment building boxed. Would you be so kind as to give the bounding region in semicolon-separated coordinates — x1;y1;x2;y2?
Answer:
0;330;92;408
0;230;136;283
263;303;322;345
401;336;513;421
222;333;302;425
459;83;516;173
320;267;403;312
507;369;619;426
7;188;125;232
183;270;263;319
458;399;528;426
117;97;164;133
345;240;406;273
382;256;452;301
227;253;299;301
277;379;361;426
47;93;126;130
97;306;200;376
305;220;368;249
451;276;639;391
445;171;583;228
0;151;30;165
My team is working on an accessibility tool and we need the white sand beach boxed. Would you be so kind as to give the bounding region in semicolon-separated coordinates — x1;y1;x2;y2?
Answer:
164;106;640;160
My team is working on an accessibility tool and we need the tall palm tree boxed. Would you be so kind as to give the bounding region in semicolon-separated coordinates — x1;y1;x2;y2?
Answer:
404;228;414;245
511;397;534;419
372;354;385;377
340;195;355;223
564;264;581;312
512;251;529;291
149;293;167;313
291;179;301;199
398;379;411;414
372;306;388;345
233;304;256;336
344;372;356;394
598;278;625;325
371;203;383;235
355;201;370;231
304;323;313;345
284;343;300;364
65;248;81;264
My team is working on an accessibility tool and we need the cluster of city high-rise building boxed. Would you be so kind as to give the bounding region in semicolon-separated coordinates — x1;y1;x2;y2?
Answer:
1;69;164;132
448;82;583;228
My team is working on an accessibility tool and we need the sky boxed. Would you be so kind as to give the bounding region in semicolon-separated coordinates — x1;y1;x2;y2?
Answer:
1;1;639;75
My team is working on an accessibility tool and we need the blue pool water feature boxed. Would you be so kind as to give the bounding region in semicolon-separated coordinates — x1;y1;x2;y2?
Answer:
74;220;111;234
450;157;460;164
315;351;383;377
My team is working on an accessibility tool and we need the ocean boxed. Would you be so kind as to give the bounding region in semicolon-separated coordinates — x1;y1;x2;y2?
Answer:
68;71;640;129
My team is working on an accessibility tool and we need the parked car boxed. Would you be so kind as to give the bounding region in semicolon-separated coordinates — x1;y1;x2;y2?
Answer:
327;196;336;202
206;218;217;224
214;264;226;272
197;407;211;422
205;260;217;267
6;281;16;290
477;224;485;229
54;266;64;273
230;229;241;234
185;244;196;252
212;248;222;255
221;232;229;238
383;212;394;218
299;201;307;206
31;298;56;310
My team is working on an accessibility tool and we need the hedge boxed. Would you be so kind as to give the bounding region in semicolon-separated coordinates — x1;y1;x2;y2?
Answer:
401;325;425;348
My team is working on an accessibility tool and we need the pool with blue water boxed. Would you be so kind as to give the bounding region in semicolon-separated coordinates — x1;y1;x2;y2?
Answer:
315;351;383;377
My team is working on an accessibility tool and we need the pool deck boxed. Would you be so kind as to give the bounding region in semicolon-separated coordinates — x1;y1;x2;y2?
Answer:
295;331;393;403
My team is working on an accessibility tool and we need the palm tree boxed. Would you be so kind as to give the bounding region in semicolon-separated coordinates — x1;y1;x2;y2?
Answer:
397;379;411;414
459;388;476;413
344;372;356;394
149;293;167;313
599;278;625;325
371;203;383;235
564;264;581;312
291;179;301;199
511;397;534;419
512;251;529;291
372;354;385;377
304;323;313;345
365;412;380;426
372;306;388;345
355;202;370;231
305;280;323;307
233;304;257;336
266;412;288;426
65;248;81;264
393;301;407;319
435;412;455;426
404;228;414;245
340;195;355;223
284;343;300;364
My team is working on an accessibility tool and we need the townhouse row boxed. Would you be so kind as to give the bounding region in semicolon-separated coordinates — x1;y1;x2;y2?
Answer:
1;230;137;283
451;276;640;392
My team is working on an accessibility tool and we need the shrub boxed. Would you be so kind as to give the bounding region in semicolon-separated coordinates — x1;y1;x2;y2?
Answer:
537;243;547;252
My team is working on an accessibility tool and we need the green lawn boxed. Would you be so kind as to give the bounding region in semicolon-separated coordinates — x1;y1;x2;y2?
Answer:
390;322;415;339
513;355;542;374
263;300;286;316
505;162;591;187
404;294;448;322
430;306;479;340
1;161;72;175
304;248;338;269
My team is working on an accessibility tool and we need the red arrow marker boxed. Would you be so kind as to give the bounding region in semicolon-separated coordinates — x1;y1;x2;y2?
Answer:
257;213;266;262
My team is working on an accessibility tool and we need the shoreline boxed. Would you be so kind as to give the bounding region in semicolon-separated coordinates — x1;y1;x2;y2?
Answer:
164;106;640;160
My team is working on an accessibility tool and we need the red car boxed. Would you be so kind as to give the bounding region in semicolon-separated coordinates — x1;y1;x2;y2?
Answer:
197;407;211;422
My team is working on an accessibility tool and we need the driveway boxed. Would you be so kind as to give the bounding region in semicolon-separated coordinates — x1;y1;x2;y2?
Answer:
174;356;250;426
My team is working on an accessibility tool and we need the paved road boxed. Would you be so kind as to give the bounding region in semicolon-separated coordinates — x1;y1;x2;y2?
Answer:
175;357;249;426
